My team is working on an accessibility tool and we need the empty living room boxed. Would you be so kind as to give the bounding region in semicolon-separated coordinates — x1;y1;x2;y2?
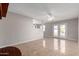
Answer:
0;3;79;56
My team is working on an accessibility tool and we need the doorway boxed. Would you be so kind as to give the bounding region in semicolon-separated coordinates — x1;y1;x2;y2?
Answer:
53;24;66;38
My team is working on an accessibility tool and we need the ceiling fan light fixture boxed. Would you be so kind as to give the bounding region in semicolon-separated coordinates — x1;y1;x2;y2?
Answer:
48;16;55;21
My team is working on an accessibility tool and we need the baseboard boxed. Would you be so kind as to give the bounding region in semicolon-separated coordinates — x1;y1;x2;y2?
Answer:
44;37;78;42
0;38;43;48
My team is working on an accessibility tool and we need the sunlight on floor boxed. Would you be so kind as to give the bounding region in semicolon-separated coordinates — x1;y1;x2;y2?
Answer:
54;38;59;50
43;40;46;48
60;40;66;54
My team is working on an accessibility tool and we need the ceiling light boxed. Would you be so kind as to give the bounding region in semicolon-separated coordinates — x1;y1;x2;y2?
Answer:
33;19;37;24
48;16;55;21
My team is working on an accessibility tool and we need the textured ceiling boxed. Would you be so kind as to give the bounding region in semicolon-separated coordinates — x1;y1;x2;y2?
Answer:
8;3;79;23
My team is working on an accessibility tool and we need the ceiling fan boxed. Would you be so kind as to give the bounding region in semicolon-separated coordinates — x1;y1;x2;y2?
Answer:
0;3;9;19
47;12;55;21
42;4;55;22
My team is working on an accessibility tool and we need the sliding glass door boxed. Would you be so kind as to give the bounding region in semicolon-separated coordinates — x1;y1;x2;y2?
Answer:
54;25;58;37
53;24;66;38
60;24;66;38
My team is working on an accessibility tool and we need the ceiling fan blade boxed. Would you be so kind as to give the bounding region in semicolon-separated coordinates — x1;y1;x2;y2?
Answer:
0;4;2;19
42;4;52;17
1;3;9;17
0;10;2;19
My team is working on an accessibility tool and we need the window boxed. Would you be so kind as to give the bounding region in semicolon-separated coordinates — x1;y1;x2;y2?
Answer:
43;25;45;32
53;24;66;38
54;25;58;37
60;24;66;37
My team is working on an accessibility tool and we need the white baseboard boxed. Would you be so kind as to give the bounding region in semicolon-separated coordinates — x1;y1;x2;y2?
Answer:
0;38;43;48
45;37;78;41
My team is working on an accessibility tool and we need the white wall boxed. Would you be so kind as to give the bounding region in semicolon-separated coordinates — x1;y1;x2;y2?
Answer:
0;12;43;48
44;18;78;41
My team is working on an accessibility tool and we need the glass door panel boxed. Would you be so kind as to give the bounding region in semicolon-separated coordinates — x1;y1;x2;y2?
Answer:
54;25;58;37
60;24;66;38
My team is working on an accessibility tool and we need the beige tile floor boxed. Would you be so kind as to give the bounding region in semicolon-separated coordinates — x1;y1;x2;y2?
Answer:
14;38;79;56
